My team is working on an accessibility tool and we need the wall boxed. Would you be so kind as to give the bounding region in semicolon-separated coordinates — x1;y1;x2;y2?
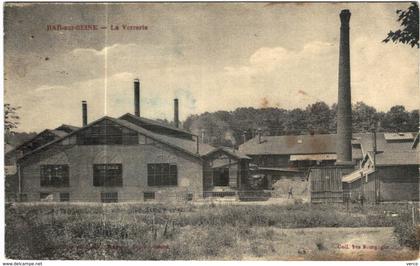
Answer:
249;155;290;168
19;139;203;202
309;166;354;203
345;165;419;202
378;165;419;202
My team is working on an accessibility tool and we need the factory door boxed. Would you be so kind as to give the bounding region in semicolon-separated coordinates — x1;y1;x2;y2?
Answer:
213;167;229;186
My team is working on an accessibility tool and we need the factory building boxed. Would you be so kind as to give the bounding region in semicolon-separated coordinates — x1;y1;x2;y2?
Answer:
5;124;79;201
239;9;419;203
238;133;363;179
342;132;419;202
16;80;251;202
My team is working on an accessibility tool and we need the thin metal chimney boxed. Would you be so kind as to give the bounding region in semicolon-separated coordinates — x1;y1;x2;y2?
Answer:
134;79;140;117
174;98;179;128
257;128;262;144
336;9;352;164
201;129;206;144
82;100;88;126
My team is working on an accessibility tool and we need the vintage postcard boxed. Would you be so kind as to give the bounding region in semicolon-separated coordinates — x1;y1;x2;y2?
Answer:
2;1;419;262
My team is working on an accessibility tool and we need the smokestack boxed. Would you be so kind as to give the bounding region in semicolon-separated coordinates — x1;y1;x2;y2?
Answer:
174;98;179;128
134;79;140;117
336;9;352;164
82;100;88;126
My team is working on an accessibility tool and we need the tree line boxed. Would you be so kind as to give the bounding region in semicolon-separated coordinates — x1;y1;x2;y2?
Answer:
182;101;419;147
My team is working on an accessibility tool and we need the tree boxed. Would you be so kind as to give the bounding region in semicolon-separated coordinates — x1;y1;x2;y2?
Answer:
284;108;307;135
352;102;379;132
329;103;337;133
305;101;331;134
183;102;416;145
408;109;419;131
383;2;419;48
382;105;411;132
4;103;20;135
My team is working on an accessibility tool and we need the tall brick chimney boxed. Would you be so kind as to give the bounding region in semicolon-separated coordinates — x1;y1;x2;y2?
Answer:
82;100;88;126
336;9;352;164
134;79;140;117
174;98;179;128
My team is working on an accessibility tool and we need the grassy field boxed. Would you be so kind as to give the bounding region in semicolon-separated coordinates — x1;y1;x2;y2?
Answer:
5;201;419;260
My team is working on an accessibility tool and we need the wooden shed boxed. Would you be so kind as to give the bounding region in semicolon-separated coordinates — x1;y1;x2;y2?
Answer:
309;166;354;203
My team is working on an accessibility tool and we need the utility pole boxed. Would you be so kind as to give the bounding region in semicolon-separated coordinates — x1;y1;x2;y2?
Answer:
373;124;378;204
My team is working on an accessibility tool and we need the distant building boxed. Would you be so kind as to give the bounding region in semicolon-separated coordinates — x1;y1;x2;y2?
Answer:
239;132;419;203
238;133;363;178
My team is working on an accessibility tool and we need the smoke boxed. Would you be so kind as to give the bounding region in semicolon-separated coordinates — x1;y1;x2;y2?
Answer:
224;130;237;146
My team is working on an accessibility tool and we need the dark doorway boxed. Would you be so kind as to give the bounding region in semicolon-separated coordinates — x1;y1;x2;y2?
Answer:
213;167;229;186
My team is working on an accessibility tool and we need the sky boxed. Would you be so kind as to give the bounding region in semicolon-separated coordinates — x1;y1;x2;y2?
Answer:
4;2;419;132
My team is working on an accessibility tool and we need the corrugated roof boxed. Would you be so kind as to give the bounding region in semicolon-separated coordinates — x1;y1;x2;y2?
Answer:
359;132;416;155
367;150;419;166
239;134;363;159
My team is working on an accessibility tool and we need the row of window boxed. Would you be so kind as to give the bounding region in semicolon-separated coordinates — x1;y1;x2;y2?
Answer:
76;121;139;145
38;191;194;203
40;163;178;187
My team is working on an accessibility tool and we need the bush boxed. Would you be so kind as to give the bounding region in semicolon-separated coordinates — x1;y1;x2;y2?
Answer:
5;202;418;259
394;222;419;250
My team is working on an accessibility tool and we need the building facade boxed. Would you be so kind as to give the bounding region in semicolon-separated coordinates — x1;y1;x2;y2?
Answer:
17;116;252;202
342;132;419;203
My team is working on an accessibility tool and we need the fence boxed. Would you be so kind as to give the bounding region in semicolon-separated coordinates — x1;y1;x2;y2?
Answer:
309;166;348;203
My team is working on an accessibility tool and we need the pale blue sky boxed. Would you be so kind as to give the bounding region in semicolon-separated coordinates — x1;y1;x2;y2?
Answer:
4;2;419;132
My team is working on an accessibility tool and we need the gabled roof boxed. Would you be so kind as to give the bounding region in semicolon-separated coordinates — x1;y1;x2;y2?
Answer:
239;133;363;159
55;124;80;133
115;118;214;156
383;132;414;141
20;116;216;161
358;132;417;156
4;143;14;154
363;150;419;166
119;113;194;139
342;167;375;183
50;130;70;138
202;146;251;160
359;132;419;166
412;133;419;149
6;125;78;156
